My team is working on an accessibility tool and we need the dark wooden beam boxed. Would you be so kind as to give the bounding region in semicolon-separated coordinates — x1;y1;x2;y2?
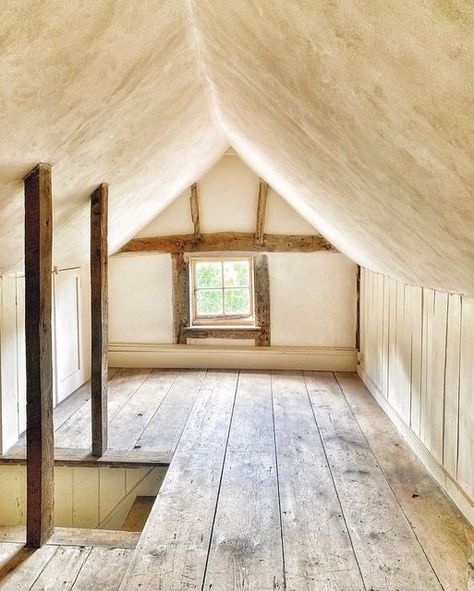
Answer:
24;163;54;547
355;265;361;352
190;183;201;238
254;255;271;346
171;253;190;344
90;184;109;457
255;179;269;245
120;232;334;254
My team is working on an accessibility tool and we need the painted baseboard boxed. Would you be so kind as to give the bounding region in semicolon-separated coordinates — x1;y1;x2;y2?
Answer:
108;343;357;372
358;366;474;527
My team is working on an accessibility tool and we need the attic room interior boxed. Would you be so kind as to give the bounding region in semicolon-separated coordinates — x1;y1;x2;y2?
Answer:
0;1;473;590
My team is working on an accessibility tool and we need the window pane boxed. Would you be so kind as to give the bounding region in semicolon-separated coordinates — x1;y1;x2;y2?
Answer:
195;261;222;288
224;288;250;315
196;289;223;316
224;260;249;287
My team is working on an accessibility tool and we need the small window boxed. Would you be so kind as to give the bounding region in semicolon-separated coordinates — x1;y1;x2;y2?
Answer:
190;257;255;326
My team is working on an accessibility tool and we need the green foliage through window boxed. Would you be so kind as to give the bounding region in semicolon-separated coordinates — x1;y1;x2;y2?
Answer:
193;258;253;319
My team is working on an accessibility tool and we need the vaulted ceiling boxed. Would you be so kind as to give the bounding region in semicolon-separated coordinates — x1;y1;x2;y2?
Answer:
2;1;473;294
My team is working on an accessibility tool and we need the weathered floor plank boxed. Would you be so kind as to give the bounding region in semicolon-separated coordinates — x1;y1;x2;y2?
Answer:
272;371;364;590
203;371;284;590
0;543;57;591
136;369;206;454
55;369;151;448
336;371;474;591
71;547;132;590
1;369;471;590
304;371;442;591
108;369;178;450
29;546;91;590
120;370;238;591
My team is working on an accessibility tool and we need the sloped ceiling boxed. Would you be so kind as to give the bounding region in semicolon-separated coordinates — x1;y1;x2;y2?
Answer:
1;1;474;294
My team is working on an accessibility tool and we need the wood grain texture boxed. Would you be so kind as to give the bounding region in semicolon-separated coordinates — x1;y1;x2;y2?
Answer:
24;163;54;548
255;178;269;245
121;371;238;591
254;254;271;346
204;370;283;590
336;371;474;591
190;183;201;237
71;547;132;590
0;447;171;468
171;253;189;344
360;268;474;519
30;545;91;590
305;371;442;590
136;369;206;455
272;371;364;590
120;232;334;253
90;183;109;457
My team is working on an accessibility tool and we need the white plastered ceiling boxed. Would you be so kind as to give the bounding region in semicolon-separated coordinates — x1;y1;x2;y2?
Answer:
1;1;474;294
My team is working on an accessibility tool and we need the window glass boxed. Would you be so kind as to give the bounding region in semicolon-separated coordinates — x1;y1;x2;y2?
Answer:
192;257;254;323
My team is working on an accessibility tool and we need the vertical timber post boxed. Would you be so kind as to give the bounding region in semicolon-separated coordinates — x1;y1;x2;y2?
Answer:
254;254;271;346
24;163;54;547
90;184;108;457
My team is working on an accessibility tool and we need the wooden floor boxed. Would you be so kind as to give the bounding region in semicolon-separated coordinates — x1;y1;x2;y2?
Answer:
0;528;137;590
2;368;205;466
1;369;472;590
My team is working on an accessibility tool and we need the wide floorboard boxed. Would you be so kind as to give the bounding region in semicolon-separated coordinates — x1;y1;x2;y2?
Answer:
120;370;473;591
0;528;136;590
0;370;472;590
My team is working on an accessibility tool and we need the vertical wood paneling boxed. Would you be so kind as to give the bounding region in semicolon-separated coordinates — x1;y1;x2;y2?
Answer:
443;294;461;478
409;285;423;436
420;288;434;446
458;298;474;498
382;274;390;398
375;273;385;391
387;277;398;404
360;269;473;506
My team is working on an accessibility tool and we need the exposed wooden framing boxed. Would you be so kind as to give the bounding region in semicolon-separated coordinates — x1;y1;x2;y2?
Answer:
190;183;201;238
24;163;54;547
355;265;361;352
171;253;270;346
171;253;190;344
254;255;271;346
1;447;170;468
90;183;109;457
255;178;269;245
181;327;262;341
120;232;334;254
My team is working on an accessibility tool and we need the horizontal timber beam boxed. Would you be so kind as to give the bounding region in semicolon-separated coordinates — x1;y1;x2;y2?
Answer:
120;232;335;254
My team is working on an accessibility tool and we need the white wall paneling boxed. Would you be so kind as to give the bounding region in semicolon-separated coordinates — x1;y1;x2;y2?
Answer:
0;266;91;454
0;465;166;530
53;267;90;403
359;269;474;525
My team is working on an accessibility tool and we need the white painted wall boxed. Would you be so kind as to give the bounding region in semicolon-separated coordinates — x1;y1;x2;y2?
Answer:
137;154;317;238
0;265;91;454
269;253;356;347
359;268;474;525
109;252;356;348
109;254;173;344
111;154;357;350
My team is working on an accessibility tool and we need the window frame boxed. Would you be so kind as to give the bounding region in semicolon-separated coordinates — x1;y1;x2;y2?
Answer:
189;256;256;327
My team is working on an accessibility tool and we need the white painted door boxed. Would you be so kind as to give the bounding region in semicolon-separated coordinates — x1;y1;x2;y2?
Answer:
54;268;83;403
16;276;26;433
